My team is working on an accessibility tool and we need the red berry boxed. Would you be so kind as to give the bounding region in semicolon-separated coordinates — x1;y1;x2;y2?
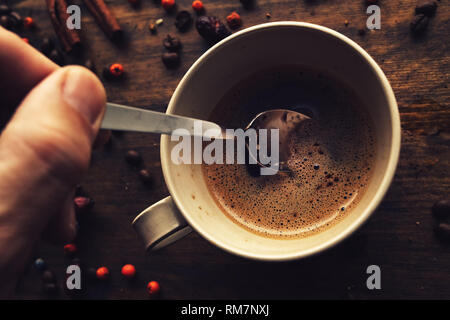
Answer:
96;267;109;280
109;63;124;78
74;196;93;213
147;281;160;295
226;12;242;30
192;0;204;12
23;17;34;28
121;264;136;279
63;243;77;255
161;0;175;11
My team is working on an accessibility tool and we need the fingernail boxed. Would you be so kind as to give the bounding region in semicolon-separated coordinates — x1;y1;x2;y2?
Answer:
62;67;105;125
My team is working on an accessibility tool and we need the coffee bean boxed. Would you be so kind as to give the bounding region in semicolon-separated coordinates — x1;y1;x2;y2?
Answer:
432;200;450;220
435;223;450;242
42;270;55;283
9;11;22;25
83;59;96;72
125;150;142;166
43;283;58;294
239;0;254;9
86;267;98;283
49;49;64;65
410;14;429;35
162;52;180;68
0;5;11;15
41;37;54;55
415;2;437;17
175;10;192;31
0;15;15;29
196;16;230;44
139;169;152;185
163;34;181;52
102;67;114;81
71;258;82;266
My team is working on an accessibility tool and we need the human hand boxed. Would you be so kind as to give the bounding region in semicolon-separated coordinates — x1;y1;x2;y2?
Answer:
0;27;106;296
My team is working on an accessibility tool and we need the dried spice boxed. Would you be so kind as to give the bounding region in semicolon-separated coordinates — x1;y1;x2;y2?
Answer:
239;0;253;10
128;0;140;6
192;0;204;12
109;63;124;77
147;281;161;296
43;283;58;294
74;196;94;213
121;264;136;279
42;270;55;283
139;169;152;185
23;16;35;29
41;37;54;55
49;49;64;65
163;34;181;51
63;244;77;256
149;22;156;34
0;4;11;15
46;0;81;52
226;12;242;29
125;150;142;165
432;200;450;220
410;14;429;35
415;2;437;16
175;10;192;31
82;0;123;42
0;15;15;29
162;52;180;68
161;0;175;11
86;267;98;283
96;266;110;280
435;223;450;242
34;258;46;271
9;11;22;25
83;59;96;72
196;16;230;44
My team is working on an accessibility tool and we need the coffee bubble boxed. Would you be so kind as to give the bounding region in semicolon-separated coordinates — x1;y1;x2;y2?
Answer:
202;66;376;238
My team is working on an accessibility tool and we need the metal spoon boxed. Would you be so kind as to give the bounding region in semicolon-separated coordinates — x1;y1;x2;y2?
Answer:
101;103;311;170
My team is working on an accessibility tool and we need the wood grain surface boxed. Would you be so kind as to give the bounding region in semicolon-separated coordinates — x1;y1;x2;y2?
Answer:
5;0;449;299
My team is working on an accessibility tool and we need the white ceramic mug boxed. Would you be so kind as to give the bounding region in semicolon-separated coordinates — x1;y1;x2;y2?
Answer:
132;22;401;261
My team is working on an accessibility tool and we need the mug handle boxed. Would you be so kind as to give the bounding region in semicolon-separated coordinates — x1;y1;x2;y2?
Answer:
132;196;193;251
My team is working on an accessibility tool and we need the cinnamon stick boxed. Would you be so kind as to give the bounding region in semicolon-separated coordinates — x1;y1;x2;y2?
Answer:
82;0;122;41
46;0;81;52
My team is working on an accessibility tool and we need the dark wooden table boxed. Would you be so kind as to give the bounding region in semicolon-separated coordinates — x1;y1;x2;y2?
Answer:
9;0;449;299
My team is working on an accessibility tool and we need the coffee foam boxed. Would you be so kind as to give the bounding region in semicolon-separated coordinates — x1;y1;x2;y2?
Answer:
202;66;376;238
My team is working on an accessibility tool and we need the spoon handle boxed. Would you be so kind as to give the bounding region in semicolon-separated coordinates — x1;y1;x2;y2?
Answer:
101;103;221;137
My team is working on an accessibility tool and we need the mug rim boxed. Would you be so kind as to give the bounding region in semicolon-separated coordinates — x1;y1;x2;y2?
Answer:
161;22;401;261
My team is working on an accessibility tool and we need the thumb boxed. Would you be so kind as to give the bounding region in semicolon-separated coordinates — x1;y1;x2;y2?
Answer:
0;66;106;242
